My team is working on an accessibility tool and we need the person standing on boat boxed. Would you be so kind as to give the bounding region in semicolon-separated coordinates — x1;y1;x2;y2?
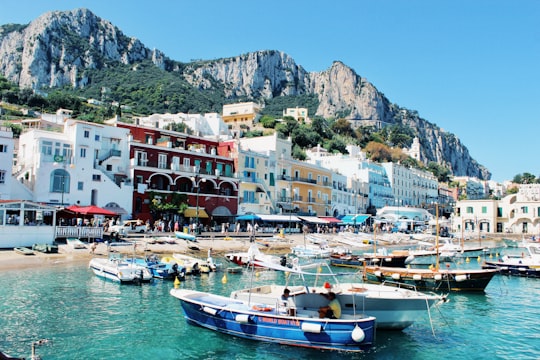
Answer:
281;288;291;306
318;292;341;319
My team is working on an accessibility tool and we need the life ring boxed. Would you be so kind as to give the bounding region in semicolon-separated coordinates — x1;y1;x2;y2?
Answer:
252;305;273;312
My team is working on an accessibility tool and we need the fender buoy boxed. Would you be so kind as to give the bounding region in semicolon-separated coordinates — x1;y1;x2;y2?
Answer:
252;305;273;312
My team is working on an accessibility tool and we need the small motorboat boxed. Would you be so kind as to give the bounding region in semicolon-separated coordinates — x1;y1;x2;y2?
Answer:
89;255;152;284
482;243;540;278
66;238;87;249
175;231;197;242
170;288;375;352
124;255;186;280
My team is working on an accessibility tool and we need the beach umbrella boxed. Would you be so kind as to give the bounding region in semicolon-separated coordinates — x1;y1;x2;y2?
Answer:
66;205;117;216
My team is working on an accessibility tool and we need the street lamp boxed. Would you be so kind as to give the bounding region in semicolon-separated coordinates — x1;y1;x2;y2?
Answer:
191;175;207;234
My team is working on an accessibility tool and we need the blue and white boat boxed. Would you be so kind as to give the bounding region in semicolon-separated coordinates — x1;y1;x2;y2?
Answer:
124;255;186;280
89;255;152;283
175;231;197;242
169;288;375;352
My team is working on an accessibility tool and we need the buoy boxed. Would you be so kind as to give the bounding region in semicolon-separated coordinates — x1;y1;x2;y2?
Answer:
324;281;331;289
203;306;218;315
256;272;260;277
455;274;468;282
477;256;481;262
235;314;250;323
466;257;470;263
351;325;365;342
221;274;227;284
285;272;289;278
174;276;181;288
413;274;422;281
391;273;400;280
301;322;322;333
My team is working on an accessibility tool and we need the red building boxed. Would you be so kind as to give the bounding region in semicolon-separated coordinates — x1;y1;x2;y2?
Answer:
117;122;239;230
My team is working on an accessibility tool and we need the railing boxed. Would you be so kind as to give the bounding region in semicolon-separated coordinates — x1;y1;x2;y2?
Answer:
55;226;104;239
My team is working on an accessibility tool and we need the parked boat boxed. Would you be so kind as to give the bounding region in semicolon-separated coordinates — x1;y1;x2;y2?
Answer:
291;243;333;258
482;243;540;278
170;288;376;352
363;265;498;292
32;243;59;254
66;238;87;249
124;255;186;280
89;255;152;283
224;244;287;267
234;260;445;330
162;253;216;274
174;231;197;242
13;247;34;256
331;249;412;269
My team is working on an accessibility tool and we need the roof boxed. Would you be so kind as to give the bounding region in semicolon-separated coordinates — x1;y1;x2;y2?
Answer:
298;216;329;224
339;214;370;225
257;214;301;222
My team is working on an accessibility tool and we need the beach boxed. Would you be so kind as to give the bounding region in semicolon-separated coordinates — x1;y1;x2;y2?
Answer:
0;232;310;271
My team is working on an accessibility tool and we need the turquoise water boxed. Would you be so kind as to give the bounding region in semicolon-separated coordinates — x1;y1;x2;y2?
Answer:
1;260;539;360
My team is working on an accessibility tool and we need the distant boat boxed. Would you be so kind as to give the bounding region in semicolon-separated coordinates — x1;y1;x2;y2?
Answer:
170;288;376;352
124;255;185;280
14;247;35;256
224;244;287;267
482;243;540;278
175;231;197;242
32;243;59;253
66;238;87;249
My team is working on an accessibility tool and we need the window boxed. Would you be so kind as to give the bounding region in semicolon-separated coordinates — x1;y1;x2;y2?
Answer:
243;190;255;203
106;164;112;171
84;130;90;138
95;134;100;141
41;141;53;155
0;170;5;184
522;206;528;214
80;148;87;158
78;181;83;190
92;174;101;181
466;207;473;214
0;144;7;152
135;151;148;166
158;154;167;169
482;206;487;214
50;169;69;193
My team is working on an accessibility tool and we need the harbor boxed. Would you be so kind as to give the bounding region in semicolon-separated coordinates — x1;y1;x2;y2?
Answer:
1;233;540;359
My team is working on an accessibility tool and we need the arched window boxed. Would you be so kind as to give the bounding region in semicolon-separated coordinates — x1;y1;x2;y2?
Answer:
50;169;70;193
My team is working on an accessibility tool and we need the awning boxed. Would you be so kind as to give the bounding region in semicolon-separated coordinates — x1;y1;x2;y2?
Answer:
66;205;117;216
298;216;329;224
236;214;262;221
258;214;301;222
339;214;370;225
318;216;342;224
183;207;209;218
277;202;294;211
212;206;232;217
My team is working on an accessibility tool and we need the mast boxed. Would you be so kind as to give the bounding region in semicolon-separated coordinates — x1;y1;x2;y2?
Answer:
435;202;440;271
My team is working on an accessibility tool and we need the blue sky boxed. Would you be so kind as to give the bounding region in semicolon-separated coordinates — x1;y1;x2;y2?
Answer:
1;0;539;182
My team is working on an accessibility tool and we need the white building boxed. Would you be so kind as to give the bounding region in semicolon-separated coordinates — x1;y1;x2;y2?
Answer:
382;162;438;208
136;112;231;140
15;119;134;216
0;126;14;200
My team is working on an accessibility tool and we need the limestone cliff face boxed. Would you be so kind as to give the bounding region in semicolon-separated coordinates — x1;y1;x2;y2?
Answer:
0;8;165;89
0;9;490;179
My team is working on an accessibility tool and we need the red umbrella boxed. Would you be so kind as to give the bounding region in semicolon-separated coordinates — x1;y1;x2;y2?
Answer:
66;205;117;216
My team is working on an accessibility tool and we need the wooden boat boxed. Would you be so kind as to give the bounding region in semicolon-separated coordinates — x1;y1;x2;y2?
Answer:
482;243;540;278
330;250;411;269
363;203;498;292
170;288;375;352
14;247;35;255
363;265;498;292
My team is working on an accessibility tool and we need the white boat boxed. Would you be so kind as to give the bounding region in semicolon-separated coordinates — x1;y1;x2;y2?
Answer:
483;242;540;278
224;244;287;267
89;256;152;283
232;260;446;330
291;242;333;258
66;237;87;249
174;231;197;242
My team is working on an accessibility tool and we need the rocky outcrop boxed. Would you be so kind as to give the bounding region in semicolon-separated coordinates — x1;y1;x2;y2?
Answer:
0;8;165;89
0;9;490;179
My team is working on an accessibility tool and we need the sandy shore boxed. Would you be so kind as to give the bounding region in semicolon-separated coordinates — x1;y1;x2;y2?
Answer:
0;233;312;271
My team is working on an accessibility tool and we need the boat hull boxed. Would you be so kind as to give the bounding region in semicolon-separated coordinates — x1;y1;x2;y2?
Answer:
483;261;540;278
363;266;498;292
171;289;375;352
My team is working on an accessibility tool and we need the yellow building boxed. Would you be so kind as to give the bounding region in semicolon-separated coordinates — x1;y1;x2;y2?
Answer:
277;157;333;216
222;102;260;130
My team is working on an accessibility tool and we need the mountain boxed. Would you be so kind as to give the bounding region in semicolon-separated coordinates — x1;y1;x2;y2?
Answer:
0;8;490;180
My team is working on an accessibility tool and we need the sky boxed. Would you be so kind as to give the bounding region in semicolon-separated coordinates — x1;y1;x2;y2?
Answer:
1;0;538;183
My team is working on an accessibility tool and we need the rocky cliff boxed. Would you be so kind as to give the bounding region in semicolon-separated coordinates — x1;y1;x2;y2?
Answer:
0;8;490;179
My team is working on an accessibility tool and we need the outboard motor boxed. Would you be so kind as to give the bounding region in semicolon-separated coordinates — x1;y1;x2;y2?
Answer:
280;256;287;267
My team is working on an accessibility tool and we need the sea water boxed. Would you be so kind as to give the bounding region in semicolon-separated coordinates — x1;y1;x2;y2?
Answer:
0;259;539;360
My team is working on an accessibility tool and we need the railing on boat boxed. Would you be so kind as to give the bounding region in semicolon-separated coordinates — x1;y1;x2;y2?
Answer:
55;226;103;239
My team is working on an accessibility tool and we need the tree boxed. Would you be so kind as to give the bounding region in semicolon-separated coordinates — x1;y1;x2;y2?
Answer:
331;118;355;137
365;141;392;162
